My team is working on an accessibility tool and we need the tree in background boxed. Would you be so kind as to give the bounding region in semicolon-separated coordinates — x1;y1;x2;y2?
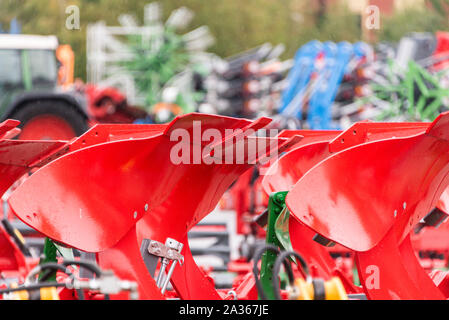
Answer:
379;7;449;42
1;0;449;80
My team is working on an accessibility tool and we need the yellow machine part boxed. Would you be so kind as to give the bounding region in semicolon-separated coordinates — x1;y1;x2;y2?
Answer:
293;277;348;300
8;283;29;300
13;228;26;246
39;287;60;300
7;284;59;300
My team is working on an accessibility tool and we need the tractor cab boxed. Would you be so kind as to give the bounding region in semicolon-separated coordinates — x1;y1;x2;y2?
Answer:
0;35;59;95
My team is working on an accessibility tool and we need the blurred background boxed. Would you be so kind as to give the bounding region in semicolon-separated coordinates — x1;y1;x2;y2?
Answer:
1;0;449;128
2;0;448;80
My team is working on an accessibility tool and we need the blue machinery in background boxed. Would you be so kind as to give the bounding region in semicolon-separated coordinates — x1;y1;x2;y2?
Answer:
280;40;322;120
279;40;371;129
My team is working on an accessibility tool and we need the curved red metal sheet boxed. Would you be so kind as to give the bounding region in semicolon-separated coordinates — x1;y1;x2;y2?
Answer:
262;126;431;278
164;113;257;136
265;122;431;196
8;136;166;252
288;218;336;277
134;130;296;298
260;140;343;281
436;188;449;214
277;114;449;299
0;224;28;274
276;130;340;153
169;235;221;300
0;120;20;139
286;121;449;252
328;122;430;153
133;153;266;298
356;230;426;299
97;226;164;300
0;118;68;196
0;120;71;281
262;142;331;195
0;140;68;196
7;113;296;300
356;231;444;299
397;235;445;298
7;115;268;252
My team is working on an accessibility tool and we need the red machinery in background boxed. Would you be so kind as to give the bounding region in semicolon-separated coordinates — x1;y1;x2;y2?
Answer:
224;115;449;299
3;113;301;300
83;84;148;125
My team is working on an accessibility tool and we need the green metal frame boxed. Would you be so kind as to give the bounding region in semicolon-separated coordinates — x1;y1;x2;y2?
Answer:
259;191;289;300
39;238;58;281
39;237;75;282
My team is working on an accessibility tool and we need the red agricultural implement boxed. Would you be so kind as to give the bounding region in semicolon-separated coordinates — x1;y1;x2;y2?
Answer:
1;112;449;300
1;113;301;299
283;112;449;299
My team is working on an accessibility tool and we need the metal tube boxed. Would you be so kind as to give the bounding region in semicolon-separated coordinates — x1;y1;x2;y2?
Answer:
156;258;168;287
161;260;177;294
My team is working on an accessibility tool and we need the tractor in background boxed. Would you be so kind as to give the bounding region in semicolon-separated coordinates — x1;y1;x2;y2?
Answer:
0;34;89;140
0;34;149;141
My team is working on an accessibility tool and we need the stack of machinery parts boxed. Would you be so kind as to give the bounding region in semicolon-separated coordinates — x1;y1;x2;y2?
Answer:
87;1;216;120
201;43;293;119
350;31;449;124
275;32;449;132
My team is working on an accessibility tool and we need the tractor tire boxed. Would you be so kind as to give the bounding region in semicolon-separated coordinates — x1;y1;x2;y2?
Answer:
9;100;88;140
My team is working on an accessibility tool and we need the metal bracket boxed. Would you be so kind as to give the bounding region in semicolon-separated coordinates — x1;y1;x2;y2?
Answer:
141;238;184;294
148;239;184;264
415;207;449;234
312;233;336;247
